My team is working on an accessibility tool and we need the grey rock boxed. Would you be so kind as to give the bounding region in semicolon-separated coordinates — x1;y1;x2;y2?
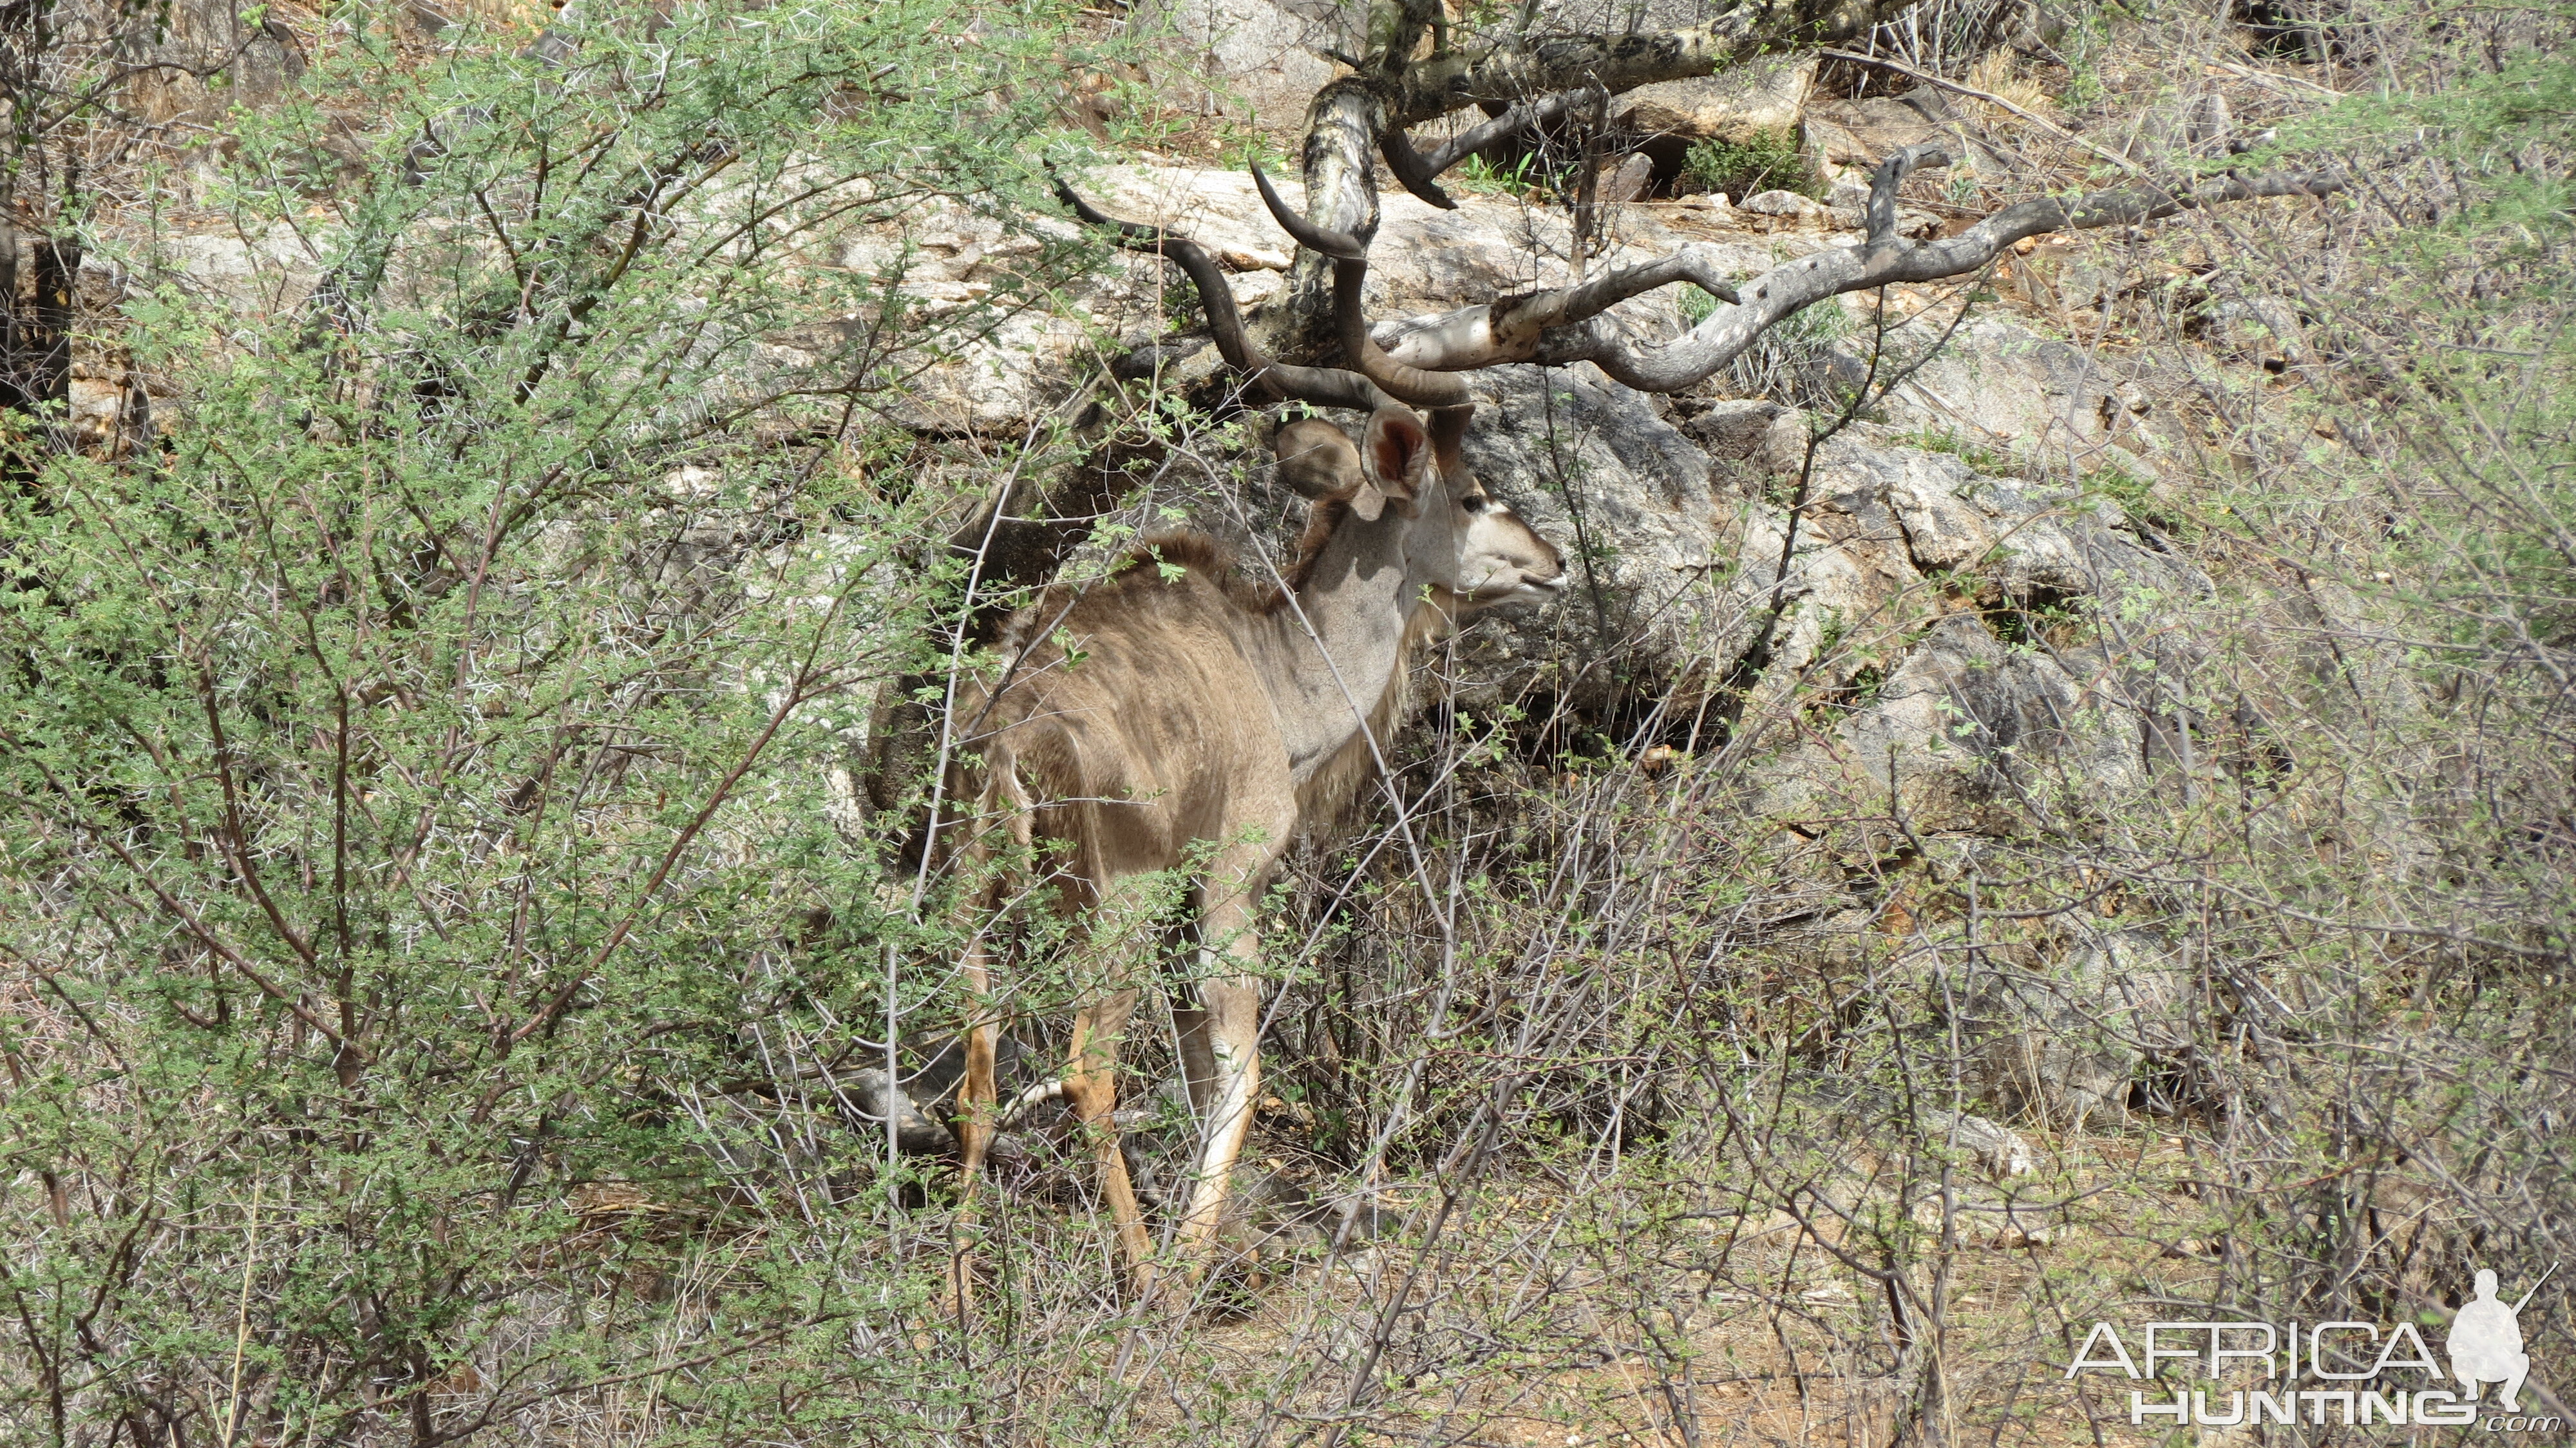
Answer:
126;0;307;124
2136;88;2238;162
1802;93;1946;176
1959;930;2188;1133
1600;151;1658;206
1924;1109;2039;1178
1454;363;1748;692
1795;1075;2041;1183
2203;294;2311;363
1681;399;1788;460
1874;318;2178;472
1130;0;1348;128
1611;56;1817;144
1878;450;1996;571
1739;430;2201;834
838;1068;958;1155
1741;188;1829;218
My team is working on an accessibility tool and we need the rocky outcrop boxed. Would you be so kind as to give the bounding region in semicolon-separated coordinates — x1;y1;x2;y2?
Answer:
1870;317;2181;474
125;0;310;125
1800;86;2012;186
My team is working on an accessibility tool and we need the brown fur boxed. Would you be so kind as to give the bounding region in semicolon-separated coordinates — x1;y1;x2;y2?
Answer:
985;513;1414;834
997;511;1355;662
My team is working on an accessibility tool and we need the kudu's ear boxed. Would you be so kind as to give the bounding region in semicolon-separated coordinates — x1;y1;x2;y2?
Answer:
1273;419;1363;504
1360;407;1433;520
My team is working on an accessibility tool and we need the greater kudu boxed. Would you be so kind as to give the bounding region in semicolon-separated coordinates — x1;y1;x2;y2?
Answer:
942;173;1563;1299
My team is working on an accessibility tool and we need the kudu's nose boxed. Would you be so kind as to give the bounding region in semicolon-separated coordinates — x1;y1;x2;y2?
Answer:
1528;537;1567;587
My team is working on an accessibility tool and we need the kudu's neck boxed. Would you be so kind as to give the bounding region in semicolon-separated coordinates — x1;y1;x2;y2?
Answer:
1248;504;1446;785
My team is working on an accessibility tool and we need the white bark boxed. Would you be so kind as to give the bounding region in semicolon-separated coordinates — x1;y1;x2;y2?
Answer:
1376;167;2347;394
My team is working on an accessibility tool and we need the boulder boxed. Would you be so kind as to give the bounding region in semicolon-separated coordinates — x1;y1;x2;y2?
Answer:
1781;1076;2043;1221
1454;362;1743;698
1926;1109;2038;1179
1801;87;2006;186
1598;151;1658;206
1681;399;1790;462
1805;89;1955;158
1753;613;2094;835
1736;430;2209;835
2133;87;2239;162
125;0;309;124
1871;318;2182;473
837;1069;959;1154
2201;293;2313;363
1740;188;1830;220
1612;56;1817;144
1128;0;1347;129
66;374;129;450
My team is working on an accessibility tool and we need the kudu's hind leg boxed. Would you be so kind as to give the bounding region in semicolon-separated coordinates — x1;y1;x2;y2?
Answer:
1064;986;1157;1295
945;933;1001;1310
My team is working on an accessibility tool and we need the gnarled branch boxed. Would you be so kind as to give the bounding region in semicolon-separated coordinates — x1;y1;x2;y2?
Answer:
1378;167;2348;392
1868;144;1950;246
1280;3;1933;354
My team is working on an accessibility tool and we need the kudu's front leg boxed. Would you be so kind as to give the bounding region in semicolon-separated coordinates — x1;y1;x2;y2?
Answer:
1169;880;1265;1281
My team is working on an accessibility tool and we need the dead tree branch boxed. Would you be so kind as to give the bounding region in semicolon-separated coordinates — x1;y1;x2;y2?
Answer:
1372;159;2347;393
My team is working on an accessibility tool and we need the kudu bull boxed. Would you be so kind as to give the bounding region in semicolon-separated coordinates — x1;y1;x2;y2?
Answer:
939;169;1563;1299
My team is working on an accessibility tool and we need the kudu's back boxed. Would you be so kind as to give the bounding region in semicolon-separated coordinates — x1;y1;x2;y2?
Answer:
949;544;1300;908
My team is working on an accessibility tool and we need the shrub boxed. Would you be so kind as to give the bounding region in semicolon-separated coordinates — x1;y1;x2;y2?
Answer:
1681;127;1816;200
0;3;1117;1441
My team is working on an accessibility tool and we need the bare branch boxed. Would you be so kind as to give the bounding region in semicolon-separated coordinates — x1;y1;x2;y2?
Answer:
1868;144;1951;245
1280;5;1929;351
1423;90;1587;176
1379;168;2347;392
